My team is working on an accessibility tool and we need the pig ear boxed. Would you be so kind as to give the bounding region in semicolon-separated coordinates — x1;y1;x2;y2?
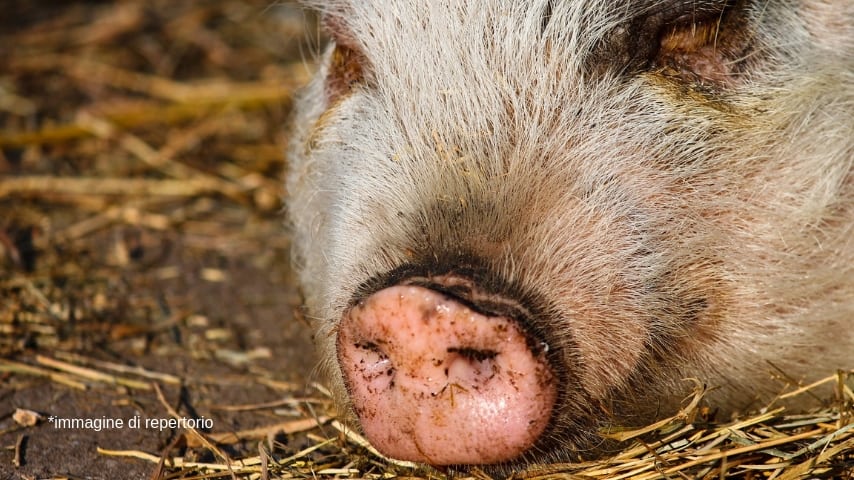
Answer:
321;14;370;103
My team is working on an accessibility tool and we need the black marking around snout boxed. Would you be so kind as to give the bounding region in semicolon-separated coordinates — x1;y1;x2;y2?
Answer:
348;254;591;462
350;257;556;358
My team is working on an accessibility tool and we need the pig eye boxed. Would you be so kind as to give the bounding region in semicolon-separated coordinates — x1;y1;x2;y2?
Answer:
322;16;369;103
651;4;750;87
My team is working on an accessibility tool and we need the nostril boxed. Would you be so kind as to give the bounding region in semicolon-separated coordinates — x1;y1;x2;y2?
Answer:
446;347;499;389
448;347;499;362
349;340;395;393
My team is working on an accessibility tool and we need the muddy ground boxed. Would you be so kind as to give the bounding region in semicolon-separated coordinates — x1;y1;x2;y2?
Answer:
0;1;339;478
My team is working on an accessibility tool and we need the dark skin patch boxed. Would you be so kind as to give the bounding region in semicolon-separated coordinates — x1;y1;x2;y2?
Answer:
653;1;752;87
583;0;752;89
585;1;729;73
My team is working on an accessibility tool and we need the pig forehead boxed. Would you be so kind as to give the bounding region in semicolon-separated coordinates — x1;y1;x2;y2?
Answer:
319;1;732;68
322;1;693;38
322;2;673;130
316;1;772;121
330;2;609;66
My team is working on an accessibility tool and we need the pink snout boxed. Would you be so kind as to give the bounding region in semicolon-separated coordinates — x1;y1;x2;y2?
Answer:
337;285;557;465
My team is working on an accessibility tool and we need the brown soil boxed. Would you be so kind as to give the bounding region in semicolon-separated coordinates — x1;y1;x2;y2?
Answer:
0;1;328;478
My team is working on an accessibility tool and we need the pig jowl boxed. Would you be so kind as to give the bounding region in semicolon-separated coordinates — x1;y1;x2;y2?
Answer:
286;0;854;471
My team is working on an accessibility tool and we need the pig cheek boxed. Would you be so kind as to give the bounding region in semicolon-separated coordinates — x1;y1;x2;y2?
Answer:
573;305;650;398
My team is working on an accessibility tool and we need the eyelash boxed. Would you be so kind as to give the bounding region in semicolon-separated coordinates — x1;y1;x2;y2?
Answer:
652;10;750;88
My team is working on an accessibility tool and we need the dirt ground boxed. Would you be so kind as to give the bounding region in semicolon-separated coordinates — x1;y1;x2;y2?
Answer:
1;2;852;480
0;1;336;478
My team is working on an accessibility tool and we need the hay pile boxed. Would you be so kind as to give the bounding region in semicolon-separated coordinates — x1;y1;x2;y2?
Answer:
102;374;854;479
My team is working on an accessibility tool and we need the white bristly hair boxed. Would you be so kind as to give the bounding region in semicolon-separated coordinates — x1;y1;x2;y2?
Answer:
286;0;853;467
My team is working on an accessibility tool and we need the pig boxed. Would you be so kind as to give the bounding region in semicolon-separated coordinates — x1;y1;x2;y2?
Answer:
285;0;854;472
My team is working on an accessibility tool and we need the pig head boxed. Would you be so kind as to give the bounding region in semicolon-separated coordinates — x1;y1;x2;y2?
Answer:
286;0;854;469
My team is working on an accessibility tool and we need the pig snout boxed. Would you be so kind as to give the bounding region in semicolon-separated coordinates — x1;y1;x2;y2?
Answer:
287;0;854;471
337;284;556;465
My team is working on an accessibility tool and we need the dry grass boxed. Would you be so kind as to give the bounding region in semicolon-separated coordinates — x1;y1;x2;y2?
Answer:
5;351;852;479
